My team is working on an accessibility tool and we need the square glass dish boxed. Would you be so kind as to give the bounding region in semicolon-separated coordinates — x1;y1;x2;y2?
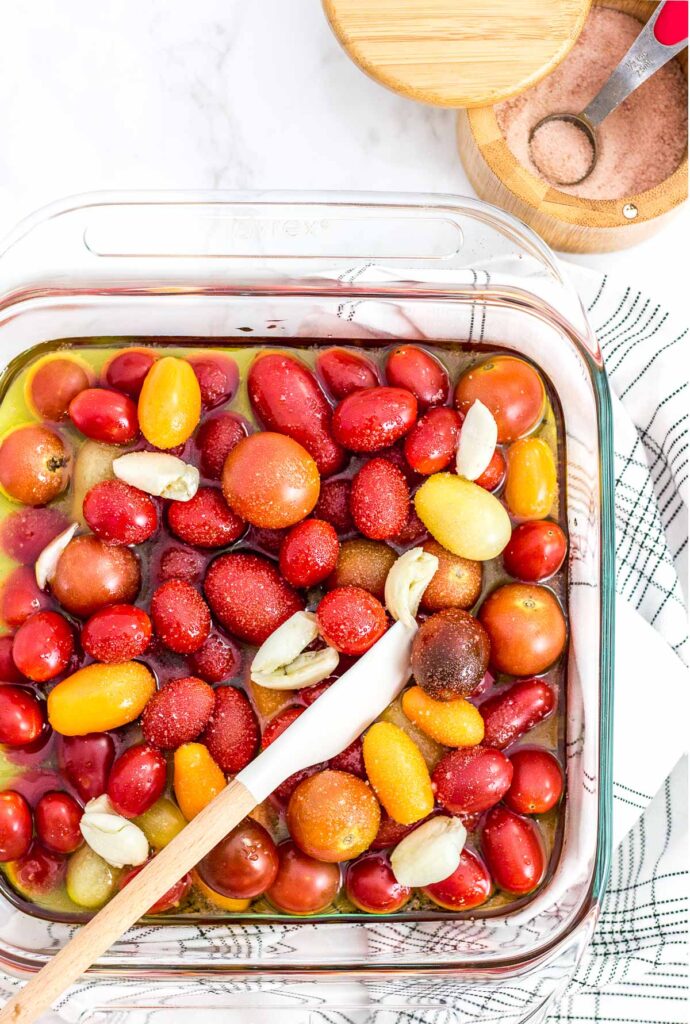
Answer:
0;193;613;1007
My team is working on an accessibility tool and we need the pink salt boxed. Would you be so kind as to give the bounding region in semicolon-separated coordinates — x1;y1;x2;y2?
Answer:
495;7;688;199
530;119;595;185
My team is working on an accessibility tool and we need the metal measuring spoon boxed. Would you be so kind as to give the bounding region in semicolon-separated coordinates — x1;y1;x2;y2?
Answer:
529;0;688;186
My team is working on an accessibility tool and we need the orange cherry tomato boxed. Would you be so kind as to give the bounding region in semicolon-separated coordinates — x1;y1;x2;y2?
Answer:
454;357;545;444
222;432;320;528
478;583;566;677
504;438;557;520
138;356;201;449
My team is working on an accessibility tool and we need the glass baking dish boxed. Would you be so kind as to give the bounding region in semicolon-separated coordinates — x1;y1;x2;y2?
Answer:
0;192;614;1020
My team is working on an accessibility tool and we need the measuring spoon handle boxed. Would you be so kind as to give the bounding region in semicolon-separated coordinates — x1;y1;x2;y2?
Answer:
582;0;688;126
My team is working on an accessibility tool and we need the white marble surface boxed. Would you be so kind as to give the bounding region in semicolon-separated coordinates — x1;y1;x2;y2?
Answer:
1;0;687;307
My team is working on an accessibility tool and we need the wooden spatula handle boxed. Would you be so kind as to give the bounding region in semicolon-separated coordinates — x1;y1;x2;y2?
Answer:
0;778;256;1024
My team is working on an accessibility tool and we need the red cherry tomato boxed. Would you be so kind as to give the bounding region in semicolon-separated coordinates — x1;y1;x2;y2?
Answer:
51;535;141;619
107;743;167;818
104;349;157;398
479;584;567;677
222;433;321;529
29;357;92;422
329;736;366;779
481;806;545;895
83;480;158;546
432;747;513;814
195;412;248;480
480;678;556;750
0;686;45;747
120;860;192;914
56;732;115;803
503;521;567;582
34;791;83;854
0;635;24;683
1;565;51;629
189;354;239;410
10;841;66;896
266;840;341;914
248;353;345;476
316;348;379;399
317;586;387;655
475;448;507;491
279;519;340;588
69;388;139;444
81;604;152;664
385;346;449;408
505;748;564;815
198;818;279;899
0;507;68;565
423;848;492;911
332;387;417;452
369;809;419;851
12;611;74;682
346;852;411;913
403;407;463;475
0;791;33;861
455;357;545;444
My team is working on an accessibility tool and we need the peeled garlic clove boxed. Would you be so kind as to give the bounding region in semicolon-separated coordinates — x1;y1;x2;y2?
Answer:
35;523;78;590
80;794;149;868
391;815;467;887
384;547;439;628
113;451;199;501
251;611;339;689
456;400;498;481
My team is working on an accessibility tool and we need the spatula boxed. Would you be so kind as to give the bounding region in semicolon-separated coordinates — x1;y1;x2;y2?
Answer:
0;620;416;1024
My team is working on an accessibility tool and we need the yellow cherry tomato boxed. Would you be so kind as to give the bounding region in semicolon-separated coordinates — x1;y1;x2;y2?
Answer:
363;721;434;825
505;437;557;520
414;473;512;561
47;662;155;735
402;686;485;748
138;356;201;449
174;743;226;821
133;798;187;849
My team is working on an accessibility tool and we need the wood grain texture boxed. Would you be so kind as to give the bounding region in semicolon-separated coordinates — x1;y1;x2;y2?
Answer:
456;0;688;252
0;778;256;1024
323;0;591;107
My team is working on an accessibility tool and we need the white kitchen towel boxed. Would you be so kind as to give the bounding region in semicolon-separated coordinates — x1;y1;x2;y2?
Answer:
0;264;687;1024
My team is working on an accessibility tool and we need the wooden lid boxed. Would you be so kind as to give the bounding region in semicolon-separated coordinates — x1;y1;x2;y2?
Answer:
323;0;592;108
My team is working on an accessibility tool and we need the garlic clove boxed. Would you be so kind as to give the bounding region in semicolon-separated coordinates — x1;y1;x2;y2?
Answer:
391;815;467;887
251;611;339;689
112;451;199;501
80;794;150;868
384;547;439;628
35;523;79;590
456;400;498;481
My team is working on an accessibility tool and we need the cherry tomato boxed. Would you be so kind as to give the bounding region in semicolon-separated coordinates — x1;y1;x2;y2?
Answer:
28;357;91;422
279;519;340;588
423;848;492;910
11;610;74;682
505;748;563;815
69;388;139;444
138;356;201;450
385;346;449;408
51;535;141;618
346;853;411;913
480;678;556;750
329;736;366;779
107;743;167;818
189;353;239;410
35;791;83;854
317;586;387;655
104;349;157;398
0;791;33;861
56;732;116;803
198;818;279;899
503;521;567;582
455;357;545;444
313;478;354;535
120;860;192;914
504;438;557;520
369;809;418;851
0;424;71;506
403;407;463;475
481;806;545;895
222;433;320;529
316;348;378;399
266;840;341;914
248;353;345;476
0;635;24;683
81;604;152;663
1;565;51;629
332;387;417;452
196;412;248;480
475;448;506;492
0;686;45;747
83;480;158;546
0;507;69;566
6;841;66;899
432;747;513;814
204;551;303;646
287;770;381;863
478;584;567;677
